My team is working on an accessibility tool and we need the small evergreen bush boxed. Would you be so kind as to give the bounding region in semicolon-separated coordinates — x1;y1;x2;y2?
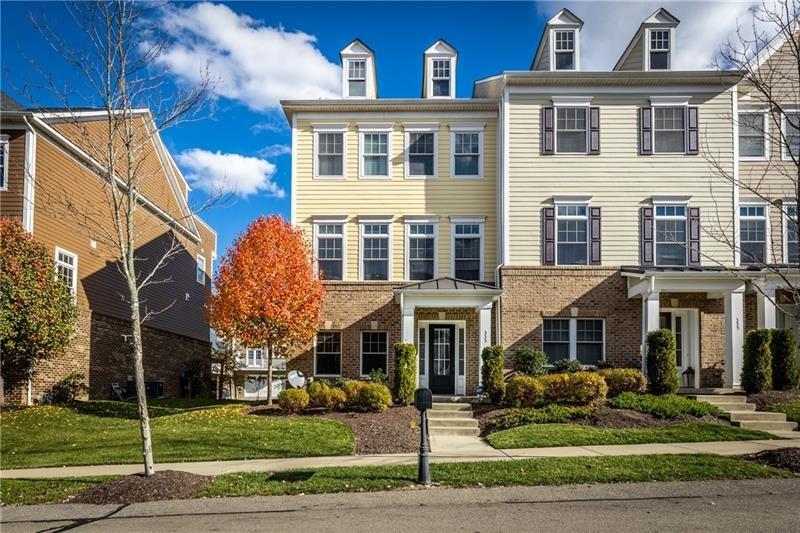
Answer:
481;345;506;404
646;329;679;395
609;392;723;419
597;368;647;397
308;381;346;410
741;329;773;393
487;405;587;432
278;389;309;414
52;372;89;403
343;380;367;404
551;358;583;374
354;382;393;412
770;328;799;390
566;371;608;405
393;342;417;406
537;373;571;403
513;347;548;377
504;375;545;407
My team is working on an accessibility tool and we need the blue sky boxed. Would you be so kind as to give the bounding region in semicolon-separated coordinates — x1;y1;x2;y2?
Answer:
1;1;761;261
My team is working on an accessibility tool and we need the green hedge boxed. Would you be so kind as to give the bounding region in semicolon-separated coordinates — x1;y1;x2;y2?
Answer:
609;392;723;419
742;329;772;393
393;343;417;406
770;328;799;390
513;347;548;377
481;345;506;404
647;329;679;395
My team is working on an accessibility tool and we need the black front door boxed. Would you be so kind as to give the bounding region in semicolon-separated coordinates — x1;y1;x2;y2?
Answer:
429;324;456;394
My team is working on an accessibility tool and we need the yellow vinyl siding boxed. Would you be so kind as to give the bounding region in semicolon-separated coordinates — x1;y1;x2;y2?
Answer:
295;116;497;282
507;91;735;266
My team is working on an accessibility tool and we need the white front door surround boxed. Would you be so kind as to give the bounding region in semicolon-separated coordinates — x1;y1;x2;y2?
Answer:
659;308;700;388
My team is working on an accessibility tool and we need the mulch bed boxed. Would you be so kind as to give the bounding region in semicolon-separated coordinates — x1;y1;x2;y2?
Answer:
747;390;800;411
68;470;213;505
738;448;800;474
472;403;509;435
321;406;419;454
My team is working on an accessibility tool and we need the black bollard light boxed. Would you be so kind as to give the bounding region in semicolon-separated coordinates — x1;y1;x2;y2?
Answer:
415;387;432;485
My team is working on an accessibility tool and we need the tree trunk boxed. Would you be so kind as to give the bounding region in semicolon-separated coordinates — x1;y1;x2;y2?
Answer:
267;344;273;406
26;368;33;406
129;290;155;476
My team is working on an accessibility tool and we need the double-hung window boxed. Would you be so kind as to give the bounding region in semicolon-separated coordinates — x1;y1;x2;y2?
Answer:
315;222;345;280
452;219;483;281
196;255;206;285
55;247;78;297
246;348;264;368
653;107;685;153
786;204;798;264
314;125;346;178
361;222;390;280
452;131;482;177
406;128;437;178
555;204;588;265
554;30;575;70
649;29;670;70
739;205;768;264
0;134;8;190
315;332;341;376
406;221;436;280
431;59;451;97
360;128;390;178
556;107;587;153
782;111;800;160
347;59;367;97
738;112;767;159
543;318;605;365
361;331;388;375
655;205;687;266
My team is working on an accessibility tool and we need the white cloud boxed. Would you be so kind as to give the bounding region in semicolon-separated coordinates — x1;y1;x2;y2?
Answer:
258;144;292;158
251;116;289;134
156;2;340;111
176;149;285;199
542;1;774;71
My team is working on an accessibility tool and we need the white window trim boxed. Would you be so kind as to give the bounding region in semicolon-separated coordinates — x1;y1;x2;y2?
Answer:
55;246;78;297
358;124;393;180
737;109;770;162
312;216;348;281
449;123;484;179
313;332;342;377
196;255;206;285
358;215;393;282
554;200;590;266
404;216;439;281
450;215;485;281
549;28;580;71
426;56;456;99
649;103;688;155
644;27;674;71
553;106;590;155
542;317;606;365
0;134;9;191
344;58;369;100
312;124;347;180
653;203;689;267
739;199;771;264
780;108;799;161
783;200;798;264
359;330;389;377
404;124;439;180
245;347;265;369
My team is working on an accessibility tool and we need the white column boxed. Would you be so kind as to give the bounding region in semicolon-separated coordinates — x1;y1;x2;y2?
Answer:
402;309;415;344
756;287;778;329
641;291;661;373
478;304;492;387
724;287;745;388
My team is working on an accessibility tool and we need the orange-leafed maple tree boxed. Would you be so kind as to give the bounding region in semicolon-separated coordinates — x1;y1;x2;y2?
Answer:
207;215;325;404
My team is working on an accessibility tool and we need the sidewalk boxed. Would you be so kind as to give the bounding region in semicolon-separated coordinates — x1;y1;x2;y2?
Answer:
2;438;799;479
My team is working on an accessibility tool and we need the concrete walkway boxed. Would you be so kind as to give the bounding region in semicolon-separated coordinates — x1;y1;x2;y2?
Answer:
3;438;799;479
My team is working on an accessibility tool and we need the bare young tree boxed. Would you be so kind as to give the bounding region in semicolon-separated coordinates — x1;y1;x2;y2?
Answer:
23;1;214;475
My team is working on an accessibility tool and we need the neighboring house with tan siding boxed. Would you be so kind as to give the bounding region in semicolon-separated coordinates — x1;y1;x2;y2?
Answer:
282;7;798;396
0;92;217;403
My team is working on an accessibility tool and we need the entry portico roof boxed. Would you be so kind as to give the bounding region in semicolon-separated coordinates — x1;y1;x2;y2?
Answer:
394;277;502;295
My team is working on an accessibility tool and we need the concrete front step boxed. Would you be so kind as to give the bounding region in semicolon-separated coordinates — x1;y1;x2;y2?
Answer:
426;410;475;419
431;395;481;403
688;394;748;404
709;402;756;412
430;403;472;412
726;411;789;422
732;420;798;431
427;426;480;437
428;418;479;429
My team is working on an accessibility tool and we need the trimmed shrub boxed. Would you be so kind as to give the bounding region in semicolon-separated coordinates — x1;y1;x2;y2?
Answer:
481;345;506;404
771;328;799;390
537;373;571;404
594;360;614;370
343;380;368;404
278;389;309;414
308;381;346;410
368;368;388;385
393;342;417;406
565;371;608;405
504;375;545;407
551;358;583;374
610;392;723;419
597;368;647;397
647;329;680;395
354;382;393;412
52;372;89;403
513;347;548;377
741;329;773;393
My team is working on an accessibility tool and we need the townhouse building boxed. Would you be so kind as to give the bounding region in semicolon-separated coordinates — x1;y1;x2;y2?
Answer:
0;94;217;403
282;7;799;395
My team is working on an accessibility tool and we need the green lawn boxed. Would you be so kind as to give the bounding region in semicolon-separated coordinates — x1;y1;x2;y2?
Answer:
766;399;800;424
0;477;116;506
1;404;355;469
485;422;778;449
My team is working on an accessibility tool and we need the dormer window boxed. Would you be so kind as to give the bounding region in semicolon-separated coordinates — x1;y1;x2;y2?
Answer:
432;59;451;97
347;60;367;97
649;29;670;70
554;30;575;70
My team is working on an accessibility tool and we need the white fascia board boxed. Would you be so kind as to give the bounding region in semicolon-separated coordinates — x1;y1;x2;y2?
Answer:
552;96;593;107
650;96;690;107
448;122;485;131
651;195;692;204
312;214;348;223
449;215;486;224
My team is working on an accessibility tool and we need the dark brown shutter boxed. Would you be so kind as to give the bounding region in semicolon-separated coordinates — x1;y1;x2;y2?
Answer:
543;207;555;265
688;207;701;265
641;207;654;266
541;107;555;155
640;107;652;155
589;207;602;265
686;107;699;155
588;107;600;155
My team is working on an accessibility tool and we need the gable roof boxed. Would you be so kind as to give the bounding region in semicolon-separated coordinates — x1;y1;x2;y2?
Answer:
340;38;374;57
0;91;24;111
530;8;584;70
421;39;458;97
613;8;680;71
